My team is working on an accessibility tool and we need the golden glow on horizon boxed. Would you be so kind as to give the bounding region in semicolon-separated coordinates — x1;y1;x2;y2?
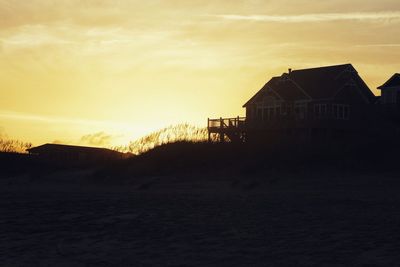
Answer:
1;0;400;147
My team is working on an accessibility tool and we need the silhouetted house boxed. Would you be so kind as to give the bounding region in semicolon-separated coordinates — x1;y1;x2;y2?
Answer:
208;64;398;144
27;144;126;164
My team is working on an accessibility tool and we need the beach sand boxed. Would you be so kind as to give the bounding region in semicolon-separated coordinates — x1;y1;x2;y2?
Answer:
1;171;400;266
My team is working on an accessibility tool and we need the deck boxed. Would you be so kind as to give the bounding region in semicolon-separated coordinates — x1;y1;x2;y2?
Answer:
207;117;246;142
207;115;357;143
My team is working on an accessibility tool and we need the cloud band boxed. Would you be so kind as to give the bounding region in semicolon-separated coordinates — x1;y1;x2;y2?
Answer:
214;12;400;23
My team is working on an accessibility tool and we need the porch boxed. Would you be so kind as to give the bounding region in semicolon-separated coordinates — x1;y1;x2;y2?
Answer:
207;117;246;143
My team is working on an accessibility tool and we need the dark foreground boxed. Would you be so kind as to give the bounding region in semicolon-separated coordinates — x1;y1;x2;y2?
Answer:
2;172;400;266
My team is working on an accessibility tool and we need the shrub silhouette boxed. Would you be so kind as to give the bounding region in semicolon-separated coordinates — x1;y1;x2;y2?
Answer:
0;138;32;153
115;124;217;155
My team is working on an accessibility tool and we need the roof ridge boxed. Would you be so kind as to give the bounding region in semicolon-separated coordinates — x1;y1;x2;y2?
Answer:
290;63;352;73
378;73;400;89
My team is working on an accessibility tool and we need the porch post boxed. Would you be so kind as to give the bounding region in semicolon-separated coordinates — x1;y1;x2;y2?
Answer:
207;118;211;143
219;117;224;143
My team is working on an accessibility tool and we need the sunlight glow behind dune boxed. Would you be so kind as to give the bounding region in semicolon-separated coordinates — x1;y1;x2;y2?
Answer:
118;124;210;155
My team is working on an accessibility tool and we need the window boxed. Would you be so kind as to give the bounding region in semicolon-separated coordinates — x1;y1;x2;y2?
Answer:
256;96;282;121
338;105;343;119
257;108;262;120
396;91;400;106
263;106;278;121
314;104;327;119
251;107;256;119
285;105;292;116
294;102;307;120
332;104;350;120
262;108;268;121
343;106;349;119
383;90;396;104
275;105;281;116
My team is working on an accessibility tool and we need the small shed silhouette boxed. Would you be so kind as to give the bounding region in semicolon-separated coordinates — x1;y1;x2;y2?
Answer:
27;144;126;163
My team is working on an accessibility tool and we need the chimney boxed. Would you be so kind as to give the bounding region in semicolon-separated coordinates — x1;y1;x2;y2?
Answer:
288;68;292;74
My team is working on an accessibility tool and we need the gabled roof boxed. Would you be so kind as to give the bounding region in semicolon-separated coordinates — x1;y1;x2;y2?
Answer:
243;64;376;107
242;76;309;107
243;78;278;107
27;143;123;155
268;76;311;101
378;73;400;89
288;64;353;98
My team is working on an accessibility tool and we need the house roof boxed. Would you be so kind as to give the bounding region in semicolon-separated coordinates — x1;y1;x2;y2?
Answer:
268;76;310;101
242;78;278;107
27;143;123;155
378;73;400;89
243;64;375;107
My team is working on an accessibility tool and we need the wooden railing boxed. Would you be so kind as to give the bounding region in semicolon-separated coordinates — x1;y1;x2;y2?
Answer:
208;117;246;130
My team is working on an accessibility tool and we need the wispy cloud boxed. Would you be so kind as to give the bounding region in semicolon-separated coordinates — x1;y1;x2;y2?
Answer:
0;110;132;130
80;131;113;147
354;43;400;48
214;12;400;23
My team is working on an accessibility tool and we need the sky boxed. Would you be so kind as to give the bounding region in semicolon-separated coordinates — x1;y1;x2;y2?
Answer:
0;0;400;147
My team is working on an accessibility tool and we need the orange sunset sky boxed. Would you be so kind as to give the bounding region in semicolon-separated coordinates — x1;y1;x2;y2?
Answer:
0;0;400;147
